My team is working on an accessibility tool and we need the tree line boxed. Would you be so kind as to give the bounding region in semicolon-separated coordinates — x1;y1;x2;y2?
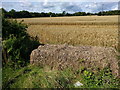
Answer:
2;8;120;18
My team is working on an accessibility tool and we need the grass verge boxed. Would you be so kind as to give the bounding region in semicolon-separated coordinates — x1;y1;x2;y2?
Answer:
2;64;120;88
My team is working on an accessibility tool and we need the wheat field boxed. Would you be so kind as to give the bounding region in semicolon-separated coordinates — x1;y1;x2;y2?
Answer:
17;16;118;49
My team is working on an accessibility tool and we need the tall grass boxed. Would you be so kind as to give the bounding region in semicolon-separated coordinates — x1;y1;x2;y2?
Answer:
2;65;120;88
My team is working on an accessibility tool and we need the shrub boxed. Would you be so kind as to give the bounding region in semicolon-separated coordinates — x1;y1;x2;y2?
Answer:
2;17;40;67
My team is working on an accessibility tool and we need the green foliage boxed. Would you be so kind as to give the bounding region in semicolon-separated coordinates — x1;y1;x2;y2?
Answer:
74;12;86;16
2;18;28;40
81;68;120;88
2;17;40;67
2;8;120;18
2;65;120;88
98;10;120;16
56;68;75;88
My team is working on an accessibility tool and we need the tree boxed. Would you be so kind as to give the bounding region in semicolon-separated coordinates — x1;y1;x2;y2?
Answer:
62;11;66;16
48;12;52;17
19;10;31;18
9;9;16;18
1;8;7;15
2;8;120;18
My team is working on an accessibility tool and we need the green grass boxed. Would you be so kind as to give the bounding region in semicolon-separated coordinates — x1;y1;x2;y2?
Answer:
2;64;120;88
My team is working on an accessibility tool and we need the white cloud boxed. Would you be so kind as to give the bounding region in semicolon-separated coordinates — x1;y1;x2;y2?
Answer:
81;2;118;13
111;4;118;10
2;0;120;2
0;1;2;8
61;2;82;13
19;0;32;7
2;2;119;13
43;0;48;6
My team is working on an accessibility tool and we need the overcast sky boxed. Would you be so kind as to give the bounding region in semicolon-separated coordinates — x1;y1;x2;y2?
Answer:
1;0;120;13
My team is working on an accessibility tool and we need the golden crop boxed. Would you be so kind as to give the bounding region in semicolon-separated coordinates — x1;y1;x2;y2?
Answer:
17;16;118;49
